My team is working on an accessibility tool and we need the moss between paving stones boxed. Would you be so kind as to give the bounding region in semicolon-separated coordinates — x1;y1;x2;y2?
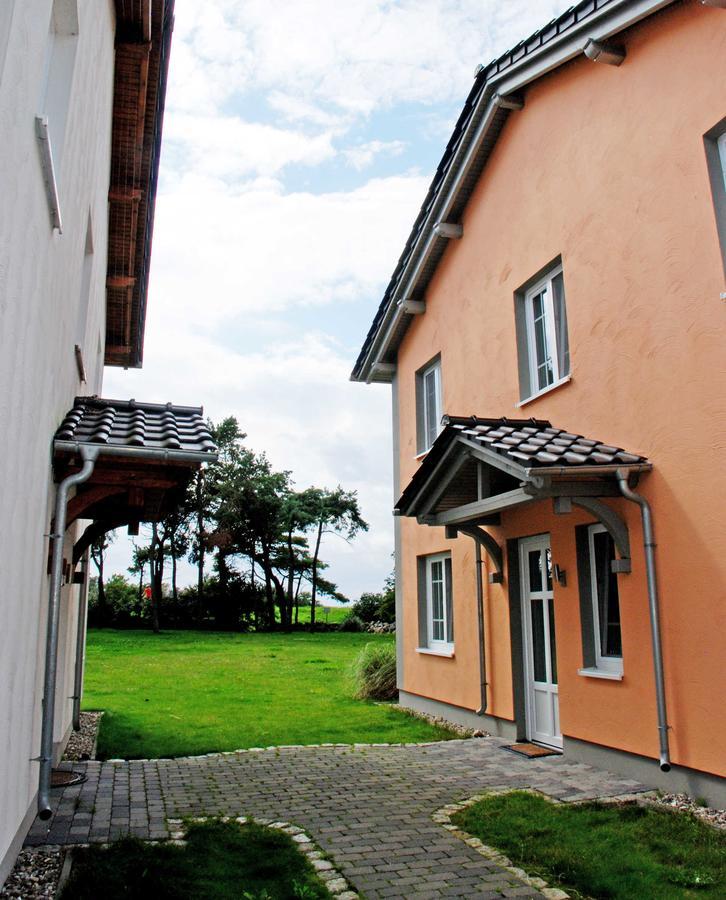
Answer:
60;817;358;900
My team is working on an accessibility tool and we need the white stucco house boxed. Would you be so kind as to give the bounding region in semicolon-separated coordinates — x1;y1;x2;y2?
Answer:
0;1;216;884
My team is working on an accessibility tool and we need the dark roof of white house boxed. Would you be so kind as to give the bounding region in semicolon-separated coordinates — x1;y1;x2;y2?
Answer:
54;396;216;460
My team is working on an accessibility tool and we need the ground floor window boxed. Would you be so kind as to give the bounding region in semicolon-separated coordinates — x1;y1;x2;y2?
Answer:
576;524;623;677
417;552;453;653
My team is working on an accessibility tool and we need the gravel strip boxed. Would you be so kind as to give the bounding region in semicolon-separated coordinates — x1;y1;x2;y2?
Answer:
0;848;63;899
62;712;102;761
654;792;726;829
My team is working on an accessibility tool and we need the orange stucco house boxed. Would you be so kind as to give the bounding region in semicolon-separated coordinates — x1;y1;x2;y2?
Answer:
353;0;726;805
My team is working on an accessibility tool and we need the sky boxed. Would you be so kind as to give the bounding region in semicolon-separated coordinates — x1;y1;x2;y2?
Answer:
103;0;572;600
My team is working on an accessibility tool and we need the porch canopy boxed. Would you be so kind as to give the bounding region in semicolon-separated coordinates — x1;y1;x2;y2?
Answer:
53;396;218;565
395;415;651;579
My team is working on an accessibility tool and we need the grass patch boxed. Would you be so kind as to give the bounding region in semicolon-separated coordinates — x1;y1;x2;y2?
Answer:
452;791;726;899
61;819;330;899
293;606;349;625
85;629;457;758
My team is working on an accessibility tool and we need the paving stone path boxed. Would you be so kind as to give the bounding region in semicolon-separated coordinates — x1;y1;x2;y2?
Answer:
27;737;648;898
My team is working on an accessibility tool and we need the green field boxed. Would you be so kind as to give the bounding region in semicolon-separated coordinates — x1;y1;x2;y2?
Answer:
290;605;350;625
84;630;456;759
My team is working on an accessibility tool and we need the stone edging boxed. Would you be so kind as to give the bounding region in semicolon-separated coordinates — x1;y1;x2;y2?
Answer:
432;791;570;900
167;816;359;899
104;737;476;763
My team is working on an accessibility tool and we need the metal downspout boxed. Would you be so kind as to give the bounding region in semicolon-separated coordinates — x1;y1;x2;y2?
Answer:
473;541;488;714
38;446;98;819
72;551;90;732
616;470;671;772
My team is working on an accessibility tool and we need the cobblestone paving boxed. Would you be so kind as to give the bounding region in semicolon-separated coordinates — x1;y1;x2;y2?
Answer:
26;737;647;898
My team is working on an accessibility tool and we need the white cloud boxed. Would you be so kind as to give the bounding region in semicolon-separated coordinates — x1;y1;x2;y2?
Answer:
148;170;429;328
343;139;407;171
168;0;572;123
164;115;337;179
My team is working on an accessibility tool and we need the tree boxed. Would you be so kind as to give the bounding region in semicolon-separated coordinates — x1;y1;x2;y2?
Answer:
301;488;368;629
90;532;115;626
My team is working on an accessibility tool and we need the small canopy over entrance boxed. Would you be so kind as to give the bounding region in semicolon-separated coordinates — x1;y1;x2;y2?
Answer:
395;415;651;577
38;396;217;820
53;396;217;562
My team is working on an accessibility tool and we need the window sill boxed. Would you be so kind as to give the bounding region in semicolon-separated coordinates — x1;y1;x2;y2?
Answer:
414;450;430;461
516;374;571;408
416;646;455;658
577;667;623;681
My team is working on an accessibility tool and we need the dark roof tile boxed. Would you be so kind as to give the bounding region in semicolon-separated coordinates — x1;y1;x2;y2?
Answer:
54;396;217;457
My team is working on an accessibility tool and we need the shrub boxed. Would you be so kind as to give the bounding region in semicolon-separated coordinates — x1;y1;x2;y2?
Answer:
353;643;398;701
339;613;365;632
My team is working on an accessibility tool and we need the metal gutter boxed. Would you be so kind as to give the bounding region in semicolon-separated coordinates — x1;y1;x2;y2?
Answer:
616;469;671;771
38;446;99;819
54;440;217;465
352;0;679;383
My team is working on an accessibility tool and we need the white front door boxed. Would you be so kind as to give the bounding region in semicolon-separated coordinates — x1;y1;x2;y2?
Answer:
519;534;561;749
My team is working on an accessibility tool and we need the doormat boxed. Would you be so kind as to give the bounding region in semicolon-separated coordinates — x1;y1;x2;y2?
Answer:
51;769;87;788
502;742;561;759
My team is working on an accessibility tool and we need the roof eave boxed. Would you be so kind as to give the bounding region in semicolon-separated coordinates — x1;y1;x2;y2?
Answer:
352;0;678;384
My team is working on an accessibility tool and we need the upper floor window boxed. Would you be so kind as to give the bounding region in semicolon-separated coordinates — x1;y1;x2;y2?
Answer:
416;356;442;454
515;263;570;402
704;119;726;278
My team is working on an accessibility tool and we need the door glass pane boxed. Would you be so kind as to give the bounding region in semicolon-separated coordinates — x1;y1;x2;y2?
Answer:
530;598;547;682
593;531;622;657
548;600;558;684
528;549;542;592
552;272;569;377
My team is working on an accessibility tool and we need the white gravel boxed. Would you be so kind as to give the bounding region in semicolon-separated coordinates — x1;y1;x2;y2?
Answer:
0;849;63;900
62;712;102;762
654;792;726;830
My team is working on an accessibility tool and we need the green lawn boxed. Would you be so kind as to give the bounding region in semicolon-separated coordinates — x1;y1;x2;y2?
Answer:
452;791;726;899
61;819;331;899
84;629;456;759
290;605;350;625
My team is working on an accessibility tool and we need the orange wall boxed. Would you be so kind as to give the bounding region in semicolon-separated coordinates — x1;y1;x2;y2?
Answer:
396;2;726;776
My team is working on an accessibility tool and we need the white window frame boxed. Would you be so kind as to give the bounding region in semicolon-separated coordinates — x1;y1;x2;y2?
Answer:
426;552;452;651
587;524;623;676
523;264;567;398
419;358;442;454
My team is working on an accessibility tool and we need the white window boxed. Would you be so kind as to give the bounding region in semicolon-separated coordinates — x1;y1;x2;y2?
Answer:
417;358;442;454
587;524;623;675
519;264;570;400
426;552;453;649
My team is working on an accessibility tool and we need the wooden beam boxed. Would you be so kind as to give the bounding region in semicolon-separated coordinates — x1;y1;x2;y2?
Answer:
432;488;532;526
66;486;127;526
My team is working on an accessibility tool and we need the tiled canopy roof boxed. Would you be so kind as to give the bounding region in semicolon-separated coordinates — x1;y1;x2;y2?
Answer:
396;415;650;516
445;416;648;469
55;396;216;457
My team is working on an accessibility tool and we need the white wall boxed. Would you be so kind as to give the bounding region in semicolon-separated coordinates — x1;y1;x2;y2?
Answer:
0;0;116;882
